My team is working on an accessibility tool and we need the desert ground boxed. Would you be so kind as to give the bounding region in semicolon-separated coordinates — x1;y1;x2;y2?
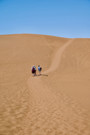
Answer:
0;34;90;135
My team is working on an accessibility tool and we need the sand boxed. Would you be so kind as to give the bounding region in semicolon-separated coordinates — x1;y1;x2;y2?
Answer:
0;34;90;135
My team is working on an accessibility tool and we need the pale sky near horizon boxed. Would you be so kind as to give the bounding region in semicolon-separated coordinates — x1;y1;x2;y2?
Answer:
0;0;90;38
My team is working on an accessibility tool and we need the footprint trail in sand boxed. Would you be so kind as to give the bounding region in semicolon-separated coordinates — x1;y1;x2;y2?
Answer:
27;39;90;135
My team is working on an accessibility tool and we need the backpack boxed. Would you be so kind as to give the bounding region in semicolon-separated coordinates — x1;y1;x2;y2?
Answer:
32;67;35;73
40;67;42;71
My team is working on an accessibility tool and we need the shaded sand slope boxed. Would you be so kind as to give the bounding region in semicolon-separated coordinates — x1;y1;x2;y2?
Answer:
0;34;90;135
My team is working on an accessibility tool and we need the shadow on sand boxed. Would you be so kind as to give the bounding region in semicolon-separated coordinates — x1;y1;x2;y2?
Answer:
33;74;48;77
40;74;48;77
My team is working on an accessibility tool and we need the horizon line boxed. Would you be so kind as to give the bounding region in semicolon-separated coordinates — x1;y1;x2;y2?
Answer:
0;33;90;39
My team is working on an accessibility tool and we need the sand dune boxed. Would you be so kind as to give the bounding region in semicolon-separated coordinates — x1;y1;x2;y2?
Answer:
0;34;90;135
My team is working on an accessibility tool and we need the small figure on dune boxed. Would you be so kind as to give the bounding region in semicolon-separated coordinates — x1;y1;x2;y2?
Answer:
38;65;42;75
32;65;36;76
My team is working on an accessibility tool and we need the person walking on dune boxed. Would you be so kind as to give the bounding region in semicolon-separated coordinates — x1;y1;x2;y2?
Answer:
38;65;42;75
31;65;36;76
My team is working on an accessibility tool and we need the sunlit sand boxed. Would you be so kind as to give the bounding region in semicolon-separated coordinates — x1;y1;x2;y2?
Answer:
0;34;90;135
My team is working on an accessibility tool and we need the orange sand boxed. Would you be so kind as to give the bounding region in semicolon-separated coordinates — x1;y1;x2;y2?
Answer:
0;34;90;135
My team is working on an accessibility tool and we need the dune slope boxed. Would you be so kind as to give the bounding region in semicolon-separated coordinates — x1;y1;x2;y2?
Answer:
0;34;90;135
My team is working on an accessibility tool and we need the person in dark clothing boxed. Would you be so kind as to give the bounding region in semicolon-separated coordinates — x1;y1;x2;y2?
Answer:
32;66;36;76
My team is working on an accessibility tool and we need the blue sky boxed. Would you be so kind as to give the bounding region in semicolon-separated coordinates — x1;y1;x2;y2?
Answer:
0;0;90;38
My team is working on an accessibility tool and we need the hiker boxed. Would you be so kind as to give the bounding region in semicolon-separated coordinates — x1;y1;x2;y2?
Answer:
38;65;42;75
31;66;36;76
